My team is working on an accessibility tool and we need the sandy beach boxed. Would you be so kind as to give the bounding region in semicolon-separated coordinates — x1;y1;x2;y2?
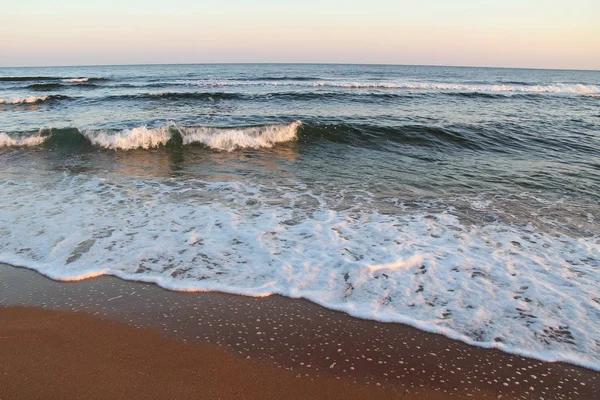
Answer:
1;264;598;399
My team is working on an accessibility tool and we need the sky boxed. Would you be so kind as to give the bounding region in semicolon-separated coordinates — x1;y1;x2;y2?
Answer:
1;0;599;69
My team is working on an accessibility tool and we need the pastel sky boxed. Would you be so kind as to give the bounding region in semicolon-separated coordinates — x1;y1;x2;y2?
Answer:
1;0;599;69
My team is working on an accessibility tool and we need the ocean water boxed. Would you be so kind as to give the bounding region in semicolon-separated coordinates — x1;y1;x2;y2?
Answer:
0;64;599;369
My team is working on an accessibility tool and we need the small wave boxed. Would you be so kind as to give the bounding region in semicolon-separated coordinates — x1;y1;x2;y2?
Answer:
249;76;322;81
308;82;600;95
0;76;62;82
0;95;68;105
0;122;302;151
145;92;243;101
0;76;107;83
62;77;107;84
298;123;480;150
62;78;90;83
61;78;108;85
28;83;65;91
93;92;245;103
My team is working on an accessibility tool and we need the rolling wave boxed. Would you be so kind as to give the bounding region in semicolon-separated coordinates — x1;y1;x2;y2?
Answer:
0;121;499;154
28;83;65;91
106;92;246;101
0;122;302;151
62;77;108;83
0;76;63;82
247;76;322;81
0;95;69;105
0;76;107;83
63;90;539;106
1;120;595;155
176;80;600;95
0;121;525;153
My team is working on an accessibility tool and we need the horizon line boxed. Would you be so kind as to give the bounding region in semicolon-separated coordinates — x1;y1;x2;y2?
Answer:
1;62;598;73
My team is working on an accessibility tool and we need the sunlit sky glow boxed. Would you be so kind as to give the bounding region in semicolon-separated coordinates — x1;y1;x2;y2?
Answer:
1;0;599;69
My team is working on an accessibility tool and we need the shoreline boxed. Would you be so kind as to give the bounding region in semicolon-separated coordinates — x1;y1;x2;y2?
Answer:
1;263;598;399
3;260;599;372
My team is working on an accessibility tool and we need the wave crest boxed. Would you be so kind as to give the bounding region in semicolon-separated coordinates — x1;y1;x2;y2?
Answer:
0;132;46;147
0;95;67;105
0;122;302;151
180;121;301;151
61;78;107;84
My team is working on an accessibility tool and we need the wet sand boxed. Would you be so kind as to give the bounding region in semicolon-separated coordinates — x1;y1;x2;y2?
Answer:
0;307;408;400
1;264;598;399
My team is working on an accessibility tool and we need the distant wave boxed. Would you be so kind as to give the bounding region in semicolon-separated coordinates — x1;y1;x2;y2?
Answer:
28;83;65;91
113;92;246;101
0;76;63;82
0;122;302;151
175;80;600;95
0;95;69;105
62;77;107;84
68;90;535;105
0;76;107;83
247;76;322;81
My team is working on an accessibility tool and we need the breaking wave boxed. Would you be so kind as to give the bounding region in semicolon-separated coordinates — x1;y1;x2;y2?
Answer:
0;95;68;105
0;122;302;151
4;120;595;156
0;132;47;147
247;76;322;81
62;77;107;84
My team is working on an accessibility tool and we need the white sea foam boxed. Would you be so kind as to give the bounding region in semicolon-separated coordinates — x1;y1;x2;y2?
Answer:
0;175;598;370
178;80;600;95
0;132;46;147
84;121;300;151
84;126;173;150
0;96;49;105
62;78;90;83
180;121;301;151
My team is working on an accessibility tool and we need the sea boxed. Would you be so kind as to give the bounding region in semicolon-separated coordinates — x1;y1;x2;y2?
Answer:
0;64;599;369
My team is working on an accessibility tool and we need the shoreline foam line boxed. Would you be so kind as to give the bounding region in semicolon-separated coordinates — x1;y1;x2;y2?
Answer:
2;257;599;373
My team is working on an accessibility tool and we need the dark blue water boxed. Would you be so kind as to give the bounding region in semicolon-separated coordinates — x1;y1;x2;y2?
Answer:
1;64;599;368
